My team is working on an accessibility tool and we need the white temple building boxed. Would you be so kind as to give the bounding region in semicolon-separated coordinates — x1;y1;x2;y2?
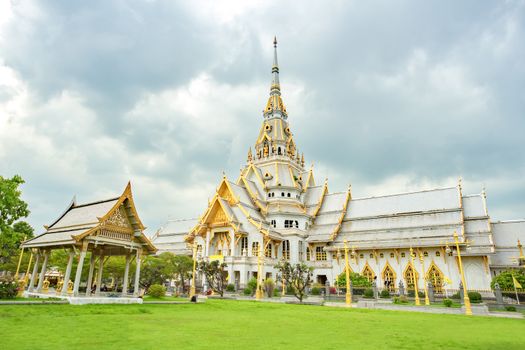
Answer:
152;38;525;293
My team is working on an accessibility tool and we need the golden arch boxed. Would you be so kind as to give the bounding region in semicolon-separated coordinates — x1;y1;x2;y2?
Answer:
426;261;444;293
382;261;396;291
361;262;375;282
403;262;419;290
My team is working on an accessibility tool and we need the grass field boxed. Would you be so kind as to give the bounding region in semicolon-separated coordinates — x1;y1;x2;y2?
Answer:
1;299;524;349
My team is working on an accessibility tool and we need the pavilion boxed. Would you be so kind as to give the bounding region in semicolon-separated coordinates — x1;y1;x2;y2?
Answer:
21;182;156;304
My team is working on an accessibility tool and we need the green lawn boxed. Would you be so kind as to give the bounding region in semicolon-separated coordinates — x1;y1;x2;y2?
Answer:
1;299;523;349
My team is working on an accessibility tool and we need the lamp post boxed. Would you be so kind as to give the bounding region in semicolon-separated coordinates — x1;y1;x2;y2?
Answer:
446;231;472;316
418;251;430;305
518;240;525;266
343;240;352;306
409;247;420;306
190;242;198;298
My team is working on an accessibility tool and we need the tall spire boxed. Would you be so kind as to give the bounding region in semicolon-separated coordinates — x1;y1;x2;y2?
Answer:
264;36;287;119
271;36;280;96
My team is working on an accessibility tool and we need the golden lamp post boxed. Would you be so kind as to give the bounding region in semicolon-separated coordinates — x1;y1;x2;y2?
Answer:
343;240;352;306
190;242;198;298
409;247;421;306
518;239;524;265
14;236;27;279
418;251;430;305
445;231;472;316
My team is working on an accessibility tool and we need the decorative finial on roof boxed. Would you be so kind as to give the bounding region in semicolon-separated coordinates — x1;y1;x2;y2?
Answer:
481;184;486;198
274;36;277;47
458;176;463;190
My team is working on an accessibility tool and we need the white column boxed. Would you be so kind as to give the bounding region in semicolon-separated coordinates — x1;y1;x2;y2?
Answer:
122;254;131;295
85;252;96;296
230;231;236;257
73;246;88;296
133;249;142;297
205;230;211;256
28;250;41;292
95;253;104;295
36;250;50;292
61;250;75;296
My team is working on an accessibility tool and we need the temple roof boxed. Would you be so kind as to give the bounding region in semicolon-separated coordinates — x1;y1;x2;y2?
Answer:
22;183;156;254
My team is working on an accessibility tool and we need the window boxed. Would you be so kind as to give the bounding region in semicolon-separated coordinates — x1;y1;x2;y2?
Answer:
252;242;260;257
427;263;444;293
404;265;418;290
369;253;373;259
281;192;285;197
240;238;248;256
362;265;375;282
287;193;291;198
401;252;406;258
278;147;282;155
271;220;276;228
383;265;396;291
435;251;441;257
283;240;290;260
379;253;384;258
265;243;273;258
359;253;364;259
196;244;203;256
390;253;395;259
295;220;299;228
299;241;304;260
306;246;311;261
316;246;327;261
423;251;428;257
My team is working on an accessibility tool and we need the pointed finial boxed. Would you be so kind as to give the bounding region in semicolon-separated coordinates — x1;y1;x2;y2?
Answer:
481;184;486;198
273;36;277;47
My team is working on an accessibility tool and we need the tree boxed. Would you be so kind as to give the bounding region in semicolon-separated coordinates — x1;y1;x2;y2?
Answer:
171;255;194;293
336;272;372;288
491;270;525;290
139;253;176;290
275;261;314;302
197;260;227;297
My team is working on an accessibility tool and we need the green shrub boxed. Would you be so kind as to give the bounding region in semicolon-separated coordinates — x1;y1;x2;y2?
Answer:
147;284;166;298
468;291;482;303
450;292;461;299
243;288;252;296
0;278;18;299
393;296;409;304
273;288;280;297
264;278;275;298
310;287;321;295
504;305;517;312
286;284;295;295
443;299;453;307
247;278;258;292
363;288;374;299
226;284;235;292
380;290;390;298
407;290;425;298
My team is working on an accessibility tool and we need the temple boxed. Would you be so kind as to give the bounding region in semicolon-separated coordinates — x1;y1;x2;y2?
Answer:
21;183;156;303
152;38;525;293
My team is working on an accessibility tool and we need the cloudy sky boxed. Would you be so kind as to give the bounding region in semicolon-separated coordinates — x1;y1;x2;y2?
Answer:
1;0;524;235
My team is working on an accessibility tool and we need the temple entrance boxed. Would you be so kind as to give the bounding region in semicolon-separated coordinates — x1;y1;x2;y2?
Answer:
316;275;327;285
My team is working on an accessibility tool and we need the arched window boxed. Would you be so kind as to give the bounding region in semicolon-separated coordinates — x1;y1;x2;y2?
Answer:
294;221;299;228
379;253;384;258
299;241;304;260
427;263;444;293
390;253;395;259
283;240;290;260
423;251;429;257
281;192;285;197
404;264;419;290
383;264;396;291
265;243;273;258
196;244;203;256
240;238;248;256
252;242;260;257
278;147;282;155
362;264;375;282
369;253;373;259
306;247;311;261
435;251;441;257
401;252;406;258
359;253;364;259
316;246;327;261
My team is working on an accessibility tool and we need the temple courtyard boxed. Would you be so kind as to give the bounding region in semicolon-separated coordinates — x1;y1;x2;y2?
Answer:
1;299;524;349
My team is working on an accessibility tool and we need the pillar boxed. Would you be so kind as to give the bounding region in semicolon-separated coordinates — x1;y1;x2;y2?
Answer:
61;250;75;296
28;250;41;292
494;283;503;304
122;254;131;295
205;230;211;256
133;249;142;297
95;253;104;295
73;246;88;296
85;252;96;296
36;250;50;293
230;231;236;257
